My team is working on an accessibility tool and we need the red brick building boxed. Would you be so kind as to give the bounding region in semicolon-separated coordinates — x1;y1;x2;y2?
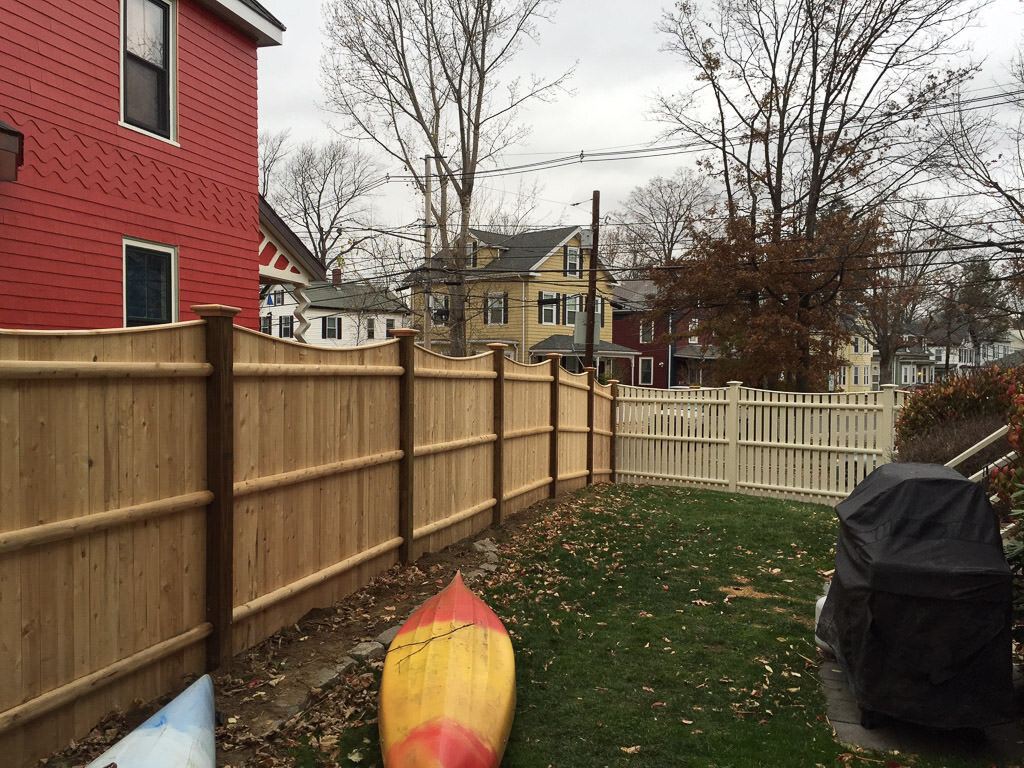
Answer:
0;1;284;330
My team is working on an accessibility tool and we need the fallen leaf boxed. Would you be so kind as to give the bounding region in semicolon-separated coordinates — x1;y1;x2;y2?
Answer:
621;745;641;754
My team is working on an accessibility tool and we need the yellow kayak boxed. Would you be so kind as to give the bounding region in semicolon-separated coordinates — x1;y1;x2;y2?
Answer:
379;572;516;768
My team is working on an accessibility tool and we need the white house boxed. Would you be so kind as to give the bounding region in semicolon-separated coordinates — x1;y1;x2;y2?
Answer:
261;271;410;347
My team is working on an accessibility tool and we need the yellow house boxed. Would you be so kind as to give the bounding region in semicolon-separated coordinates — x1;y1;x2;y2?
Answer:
409;225;637;374
835;334;877;392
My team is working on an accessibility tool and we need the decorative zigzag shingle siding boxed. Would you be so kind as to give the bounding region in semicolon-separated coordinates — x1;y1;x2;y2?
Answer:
0;0;260;330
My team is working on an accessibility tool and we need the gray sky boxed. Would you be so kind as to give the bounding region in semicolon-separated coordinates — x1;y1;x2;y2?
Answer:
256;0;1024;229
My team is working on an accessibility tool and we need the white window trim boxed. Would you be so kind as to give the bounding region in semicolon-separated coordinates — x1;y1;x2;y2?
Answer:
638;356;654;386
486;292;506;325
640;320;654;344
122;236;178;326
119;0;180;145
564;294;580;326
566;246;582;278
539;291;558;325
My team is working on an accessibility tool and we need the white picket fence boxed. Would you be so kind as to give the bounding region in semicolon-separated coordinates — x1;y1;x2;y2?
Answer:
615;382;910;504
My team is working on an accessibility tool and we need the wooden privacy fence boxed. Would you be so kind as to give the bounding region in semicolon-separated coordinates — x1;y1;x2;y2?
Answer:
616;381;910;504
0;308;614;767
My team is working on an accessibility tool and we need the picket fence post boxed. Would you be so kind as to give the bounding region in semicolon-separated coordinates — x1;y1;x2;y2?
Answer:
725;381;742;492
609;380;619;484
879;384;899;461
585;366;597;485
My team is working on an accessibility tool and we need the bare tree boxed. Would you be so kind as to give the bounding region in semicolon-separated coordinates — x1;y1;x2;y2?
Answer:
655;0;980;236
473;177;546;235
258;129;290;198
610;168;718;267
322;0;571;355
270;139;381;270
852;201;951;385
652;0;982;389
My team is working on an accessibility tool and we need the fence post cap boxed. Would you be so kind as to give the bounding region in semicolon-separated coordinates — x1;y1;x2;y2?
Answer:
390;328;419;338
545;353;562;360
191;304;241;318
727;380;743;387
486;342;508;350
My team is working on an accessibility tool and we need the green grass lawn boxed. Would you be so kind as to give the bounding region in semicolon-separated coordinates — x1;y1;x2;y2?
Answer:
332;484;1016;768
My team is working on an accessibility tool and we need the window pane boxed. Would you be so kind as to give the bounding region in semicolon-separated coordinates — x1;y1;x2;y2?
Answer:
125;246;171;326
124;59;167;135
127;0;166;65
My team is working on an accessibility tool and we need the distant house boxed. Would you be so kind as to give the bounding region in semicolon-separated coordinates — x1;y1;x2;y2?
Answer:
261;271;410;347
407;226;636;376
0;1;285;330
610;279;718;387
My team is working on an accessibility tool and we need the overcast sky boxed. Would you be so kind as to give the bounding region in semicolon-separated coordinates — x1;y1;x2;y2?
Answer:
256;0;1024;229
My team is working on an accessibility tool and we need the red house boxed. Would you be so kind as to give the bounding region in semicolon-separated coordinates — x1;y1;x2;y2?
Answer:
0;1;285;330
611;279;719;388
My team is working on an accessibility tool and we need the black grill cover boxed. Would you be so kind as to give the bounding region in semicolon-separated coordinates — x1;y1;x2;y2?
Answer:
817;463;1014;729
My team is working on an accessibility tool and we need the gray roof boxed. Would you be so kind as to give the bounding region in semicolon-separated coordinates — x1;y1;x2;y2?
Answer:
610;279;657;310
529;334;638;357
992;349;1024;368
469;226;580;274
304;281;409;314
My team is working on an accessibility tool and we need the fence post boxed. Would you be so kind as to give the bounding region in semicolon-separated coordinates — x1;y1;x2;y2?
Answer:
879;384;898;462
585;367;596;485
725;381;742;493
609;380;619;484
191;303;240;671
546;354;562;498
487;344;507;525
392;329;419;564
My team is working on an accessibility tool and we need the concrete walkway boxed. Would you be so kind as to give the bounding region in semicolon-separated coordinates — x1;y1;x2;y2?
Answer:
820;660;1024;762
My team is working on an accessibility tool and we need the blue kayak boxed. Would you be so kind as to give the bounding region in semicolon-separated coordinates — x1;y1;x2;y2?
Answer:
84;675;215;768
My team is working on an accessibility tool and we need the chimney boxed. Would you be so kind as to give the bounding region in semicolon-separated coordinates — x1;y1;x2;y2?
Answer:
332;268;341;286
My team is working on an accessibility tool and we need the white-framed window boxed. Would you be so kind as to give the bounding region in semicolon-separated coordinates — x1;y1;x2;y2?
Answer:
564;246;582;278
485;292;508;325
278;315;293;338
538;291;559;325
688;319;699;344
638;357;654;386
463;240;478;268
901;365;913;384
589;295;605;326
266;289;285;307
872;366;880;386
853;365;861;386
322;316;340;339
260;314;272;335
386;318;396;336
366;317;376;340
640;321;654;344
563;295;581;326
838;367;848;387
122;0;176;141
123;238;177;326
852;337;861;354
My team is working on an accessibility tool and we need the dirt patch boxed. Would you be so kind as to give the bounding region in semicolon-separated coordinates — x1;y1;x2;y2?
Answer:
719;584;779;600
41;502;555;768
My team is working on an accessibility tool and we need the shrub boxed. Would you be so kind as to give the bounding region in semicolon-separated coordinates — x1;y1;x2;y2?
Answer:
894;366;1024;451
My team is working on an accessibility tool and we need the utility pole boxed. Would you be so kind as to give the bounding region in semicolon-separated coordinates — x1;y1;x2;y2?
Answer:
584;190;600;369
423;155;433;351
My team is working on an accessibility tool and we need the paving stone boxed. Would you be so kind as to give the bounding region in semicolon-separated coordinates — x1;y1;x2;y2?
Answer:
349;641;385;662
482;550;500;563
375;624;401;648
479;562;499;572
472;538;498;554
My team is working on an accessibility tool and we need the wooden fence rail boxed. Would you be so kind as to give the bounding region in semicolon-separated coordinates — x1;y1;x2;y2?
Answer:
616;382;909;504
0;309;615;767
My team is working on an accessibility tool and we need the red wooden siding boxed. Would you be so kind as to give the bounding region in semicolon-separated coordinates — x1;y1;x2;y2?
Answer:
0;0;261;330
